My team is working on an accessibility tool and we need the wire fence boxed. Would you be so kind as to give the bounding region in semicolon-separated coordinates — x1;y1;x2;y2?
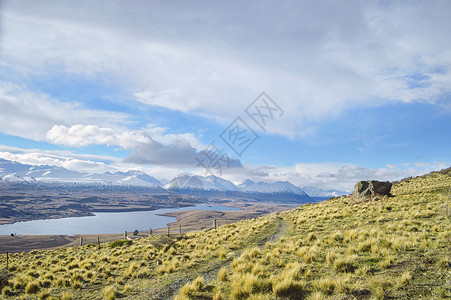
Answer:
0;218;239;269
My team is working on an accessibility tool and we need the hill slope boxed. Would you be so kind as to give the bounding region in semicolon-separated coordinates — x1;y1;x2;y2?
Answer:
0;168;450;299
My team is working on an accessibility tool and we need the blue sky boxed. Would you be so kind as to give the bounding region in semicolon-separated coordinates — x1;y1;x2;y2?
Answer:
0;0;450;191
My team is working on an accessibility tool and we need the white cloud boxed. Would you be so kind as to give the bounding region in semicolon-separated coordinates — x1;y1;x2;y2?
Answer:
1;1;450;138
0;82;129;141
134;89;201;113
45;124;238;168
143;125;204;150
0;145;448;190
222;161;450;192
0;148;120;174
45;123;205;151
46;124;151;148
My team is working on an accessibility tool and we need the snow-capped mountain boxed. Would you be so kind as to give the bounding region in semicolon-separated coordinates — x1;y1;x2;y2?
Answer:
241;181;309;196
237;179;256;189
0;159;325;203
164;174;312;203
164;175;239;192
0;159;160;188
301;185;348;199
87;170;161;187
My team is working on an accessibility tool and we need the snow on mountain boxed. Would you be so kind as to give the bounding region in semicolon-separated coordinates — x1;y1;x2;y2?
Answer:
237;179;255;189
117;170;161;186
2;174;25;182
164;175;239;191
164;176;312;202
0;158;33;175
0;159;160;187
26;167;87;182
0;159;335;200
85;170;161;187
241;181;309;196
301;186;348;198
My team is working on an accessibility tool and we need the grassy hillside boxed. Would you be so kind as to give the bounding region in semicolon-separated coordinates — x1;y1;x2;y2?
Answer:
1;169;450;299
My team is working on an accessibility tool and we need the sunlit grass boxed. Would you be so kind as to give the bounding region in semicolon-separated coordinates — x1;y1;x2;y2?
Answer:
1;168;450;299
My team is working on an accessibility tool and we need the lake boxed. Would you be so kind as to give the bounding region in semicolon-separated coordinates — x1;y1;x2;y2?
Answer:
0;204;240;235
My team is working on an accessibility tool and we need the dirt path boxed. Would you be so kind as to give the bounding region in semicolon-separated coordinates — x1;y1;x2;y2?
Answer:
141;218;289;300
259;217;288;246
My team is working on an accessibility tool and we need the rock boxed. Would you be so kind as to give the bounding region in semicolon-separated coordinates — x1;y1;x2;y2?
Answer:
353;180;392;202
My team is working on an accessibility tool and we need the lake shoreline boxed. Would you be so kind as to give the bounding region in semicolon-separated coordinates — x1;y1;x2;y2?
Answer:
0;203;197;226
0;201;298;253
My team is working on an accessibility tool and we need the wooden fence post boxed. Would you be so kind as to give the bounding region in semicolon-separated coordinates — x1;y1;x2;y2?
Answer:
80;237;83;246
6;252;8;270
97;237;100;250
179;224;182;235
213;219;217;229
167;226;170;236
124;231;127;239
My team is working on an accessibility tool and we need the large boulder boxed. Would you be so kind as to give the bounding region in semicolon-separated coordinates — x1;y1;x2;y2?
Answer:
353;180;392;202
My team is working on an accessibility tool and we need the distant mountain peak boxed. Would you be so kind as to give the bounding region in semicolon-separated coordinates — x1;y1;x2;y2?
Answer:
164;174;239;191
301;185;348;199
237;179;255;188
0;158;160;188
0;158;331;202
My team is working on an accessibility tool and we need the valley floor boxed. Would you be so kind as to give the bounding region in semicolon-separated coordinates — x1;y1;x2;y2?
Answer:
0;201;294;253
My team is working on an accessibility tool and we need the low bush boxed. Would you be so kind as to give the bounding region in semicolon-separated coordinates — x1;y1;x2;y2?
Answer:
110;240;133;248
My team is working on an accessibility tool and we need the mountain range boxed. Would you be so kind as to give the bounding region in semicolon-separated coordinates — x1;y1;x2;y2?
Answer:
0;158;346;201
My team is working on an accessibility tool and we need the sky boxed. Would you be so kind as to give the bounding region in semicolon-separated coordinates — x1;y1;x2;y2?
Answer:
0;0;450;191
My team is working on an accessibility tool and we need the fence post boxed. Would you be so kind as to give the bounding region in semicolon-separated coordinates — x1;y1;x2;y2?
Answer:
97;237;100;250
6;252;8;269
167;226;170;236
213;219;217;229
80;237;83;246
179;224;182;236
124;231;127;239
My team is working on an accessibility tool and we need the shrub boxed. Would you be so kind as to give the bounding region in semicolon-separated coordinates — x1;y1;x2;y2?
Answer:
110;240;133;248
218;267;228;282
308;291;327;300
123;284;132;294
313;277;335;295
72;279;82;289
273;278;307;299
56;277;71;287
2;286;14;296
231;273;271;299
176;276;204;299
12;275;29;290
192;276;204;290
38;289;50;299
326;251;337;265
25;281;40;294
61;292;73;300
40;279;51;288
398;271;412;285
334;257;355;273
0;270;11;289
307;233;316;241
104;285;117;300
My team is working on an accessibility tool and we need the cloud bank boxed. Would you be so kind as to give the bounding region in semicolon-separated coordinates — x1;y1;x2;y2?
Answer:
1;0;450;138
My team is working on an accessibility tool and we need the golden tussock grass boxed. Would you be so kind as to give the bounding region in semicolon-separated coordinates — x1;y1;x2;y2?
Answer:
2;169;451;299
